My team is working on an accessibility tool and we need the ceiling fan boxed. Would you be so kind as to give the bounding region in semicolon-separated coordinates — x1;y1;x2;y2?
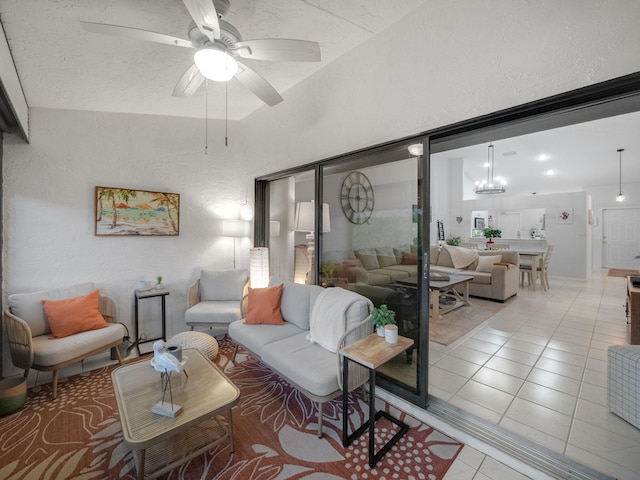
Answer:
80;0;321;106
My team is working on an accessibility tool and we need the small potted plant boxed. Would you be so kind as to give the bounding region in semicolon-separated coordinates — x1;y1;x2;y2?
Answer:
483;228;502;248
155;276;163;290
371;304;396;336
320;262;336;287
446;234;461;246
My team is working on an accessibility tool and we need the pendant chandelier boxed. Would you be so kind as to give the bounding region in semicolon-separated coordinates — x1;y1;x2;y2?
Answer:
616;148;625;203
474;143;507;194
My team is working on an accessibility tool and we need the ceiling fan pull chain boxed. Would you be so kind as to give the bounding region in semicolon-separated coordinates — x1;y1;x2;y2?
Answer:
225;82;229;147
205;79;209;155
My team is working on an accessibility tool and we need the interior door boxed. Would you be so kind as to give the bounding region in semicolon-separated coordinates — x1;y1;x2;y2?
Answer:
497;211;521;239
602;207;640;269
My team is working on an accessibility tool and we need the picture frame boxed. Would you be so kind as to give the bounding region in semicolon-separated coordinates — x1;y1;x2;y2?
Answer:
557;208;573;224
474;217;485;229
95;186;180;236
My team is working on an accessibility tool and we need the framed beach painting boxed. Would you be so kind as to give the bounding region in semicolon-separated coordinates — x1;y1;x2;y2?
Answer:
95;186;180;236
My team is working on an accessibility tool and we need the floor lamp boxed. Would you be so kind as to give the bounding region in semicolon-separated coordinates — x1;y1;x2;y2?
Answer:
294;201;331;282
250;247;270;288
222;219;249;269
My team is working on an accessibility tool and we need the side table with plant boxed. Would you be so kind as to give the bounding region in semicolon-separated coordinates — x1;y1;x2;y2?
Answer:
371;304;396;336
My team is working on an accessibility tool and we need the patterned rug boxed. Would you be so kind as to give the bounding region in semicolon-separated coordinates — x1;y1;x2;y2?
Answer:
608;268;640;278
0;339;463;479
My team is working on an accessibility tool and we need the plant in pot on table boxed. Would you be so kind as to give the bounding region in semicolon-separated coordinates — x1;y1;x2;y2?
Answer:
483;228;502;248
371;304;396;337
321;262;335;287
446;234;461;246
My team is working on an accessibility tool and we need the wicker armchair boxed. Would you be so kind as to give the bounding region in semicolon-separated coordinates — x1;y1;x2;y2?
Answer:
185;269;249;335
4;283;125;399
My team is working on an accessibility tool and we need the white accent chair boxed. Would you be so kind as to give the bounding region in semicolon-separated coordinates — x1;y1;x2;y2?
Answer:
4;282;125;399
185;269;249;335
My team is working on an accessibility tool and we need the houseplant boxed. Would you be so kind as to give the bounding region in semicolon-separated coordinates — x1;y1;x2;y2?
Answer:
371;304;396;336
446;234;461;246
483;228;502;247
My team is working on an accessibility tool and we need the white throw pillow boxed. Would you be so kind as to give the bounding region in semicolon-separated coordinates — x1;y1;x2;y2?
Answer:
476;255;502;273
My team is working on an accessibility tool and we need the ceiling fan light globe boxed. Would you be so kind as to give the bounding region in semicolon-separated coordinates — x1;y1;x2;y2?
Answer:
194;48;238;82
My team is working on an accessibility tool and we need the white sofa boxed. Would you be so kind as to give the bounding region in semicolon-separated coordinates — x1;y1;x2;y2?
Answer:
228;277;373;437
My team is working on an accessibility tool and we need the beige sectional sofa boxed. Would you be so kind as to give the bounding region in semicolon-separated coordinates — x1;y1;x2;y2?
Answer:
327;245;519;302
429;246;520;302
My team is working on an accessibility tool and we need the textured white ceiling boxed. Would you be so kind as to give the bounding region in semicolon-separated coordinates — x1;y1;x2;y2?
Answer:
2;0;640;193
0;0;426;120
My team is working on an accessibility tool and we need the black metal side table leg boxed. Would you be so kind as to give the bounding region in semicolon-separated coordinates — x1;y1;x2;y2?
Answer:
342;357;349;446
368;368;376;467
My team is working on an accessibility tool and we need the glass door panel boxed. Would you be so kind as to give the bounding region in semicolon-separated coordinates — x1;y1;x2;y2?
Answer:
267;170;317;284
321;141;424;393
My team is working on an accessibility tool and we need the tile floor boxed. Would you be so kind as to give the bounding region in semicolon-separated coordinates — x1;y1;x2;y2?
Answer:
432;269;640;479
24;269;640;479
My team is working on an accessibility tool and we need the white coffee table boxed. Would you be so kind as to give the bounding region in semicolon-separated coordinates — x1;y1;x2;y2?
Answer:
111;348;239;479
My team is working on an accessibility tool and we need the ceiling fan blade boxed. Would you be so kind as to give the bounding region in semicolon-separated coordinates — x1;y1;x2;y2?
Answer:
80;21;193;48
235;62;283;106
233;39;321;62
173;64;205;97
182;0;221;41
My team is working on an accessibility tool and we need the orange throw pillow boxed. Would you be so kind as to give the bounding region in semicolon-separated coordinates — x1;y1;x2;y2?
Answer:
43;290;108;338
244;284;284;325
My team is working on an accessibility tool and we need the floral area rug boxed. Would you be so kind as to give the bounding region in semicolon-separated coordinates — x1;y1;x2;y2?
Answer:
0;338;463;479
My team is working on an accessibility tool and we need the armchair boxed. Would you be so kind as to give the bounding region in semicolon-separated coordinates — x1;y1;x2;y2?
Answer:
4;282;125;399
185;269;249;335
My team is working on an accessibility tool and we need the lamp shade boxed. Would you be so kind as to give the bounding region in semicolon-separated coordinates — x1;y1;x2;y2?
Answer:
194;48;238;82
294;202;331;233
222;219;248;237
250;247;270;288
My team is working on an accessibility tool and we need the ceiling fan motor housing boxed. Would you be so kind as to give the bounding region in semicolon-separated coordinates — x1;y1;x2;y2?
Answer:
188;19;241;50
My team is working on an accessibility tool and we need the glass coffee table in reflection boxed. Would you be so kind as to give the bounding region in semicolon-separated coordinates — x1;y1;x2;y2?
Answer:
111;348;239;480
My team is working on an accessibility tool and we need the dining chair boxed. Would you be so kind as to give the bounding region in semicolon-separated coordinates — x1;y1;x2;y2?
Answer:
520;245;553;291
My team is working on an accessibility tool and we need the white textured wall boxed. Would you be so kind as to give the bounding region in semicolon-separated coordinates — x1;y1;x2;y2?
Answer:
3;108;250;342
3;0;640;359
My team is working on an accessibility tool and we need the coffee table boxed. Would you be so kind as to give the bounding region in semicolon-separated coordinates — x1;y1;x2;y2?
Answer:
111;348;239;479
397;273;474;319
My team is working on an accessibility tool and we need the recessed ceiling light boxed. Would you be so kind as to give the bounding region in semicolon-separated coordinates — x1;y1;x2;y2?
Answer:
537;154;550;161
545;169;555;175
483;162;490;167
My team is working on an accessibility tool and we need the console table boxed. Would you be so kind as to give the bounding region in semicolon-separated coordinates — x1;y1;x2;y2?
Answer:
135;288;169;355
626;276;640;344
